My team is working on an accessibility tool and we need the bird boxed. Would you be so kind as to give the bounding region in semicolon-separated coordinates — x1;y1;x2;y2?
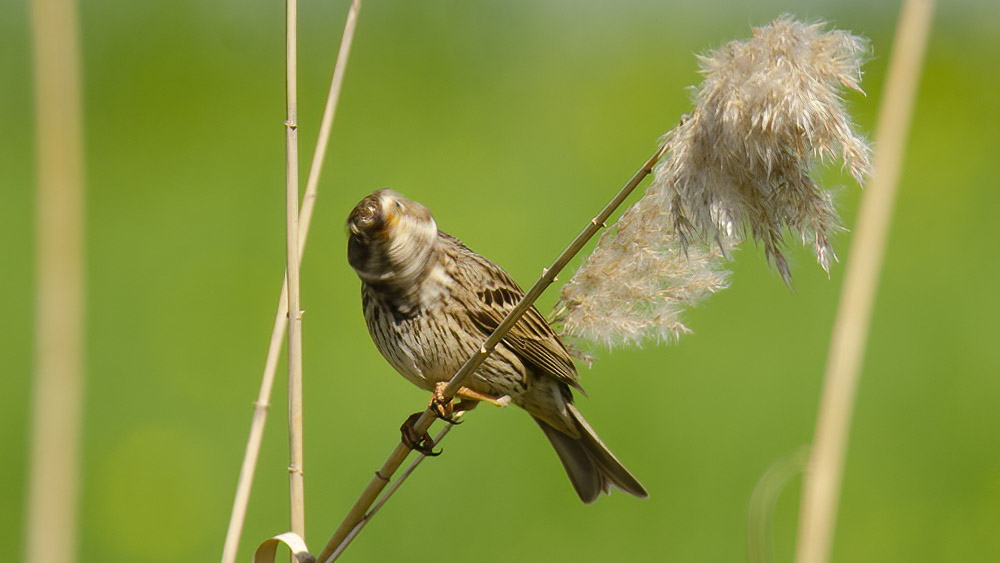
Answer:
346;188;647;503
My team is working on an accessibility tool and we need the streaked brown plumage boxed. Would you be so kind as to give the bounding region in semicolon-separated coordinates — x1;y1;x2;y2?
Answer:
347;189;647;503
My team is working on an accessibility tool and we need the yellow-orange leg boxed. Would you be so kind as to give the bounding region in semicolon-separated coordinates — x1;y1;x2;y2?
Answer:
430;381;511;423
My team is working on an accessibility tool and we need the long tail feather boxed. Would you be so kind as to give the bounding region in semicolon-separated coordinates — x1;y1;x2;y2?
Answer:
534;404;647;503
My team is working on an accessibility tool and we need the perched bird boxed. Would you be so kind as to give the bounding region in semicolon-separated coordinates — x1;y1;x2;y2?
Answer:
346;189;647;503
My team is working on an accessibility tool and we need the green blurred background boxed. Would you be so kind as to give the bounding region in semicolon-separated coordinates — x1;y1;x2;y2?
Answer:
3;1;999;561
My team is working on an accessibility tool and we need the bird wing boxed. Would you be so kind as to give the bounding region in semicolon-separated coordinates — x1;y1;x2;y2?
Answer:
441;233;583;393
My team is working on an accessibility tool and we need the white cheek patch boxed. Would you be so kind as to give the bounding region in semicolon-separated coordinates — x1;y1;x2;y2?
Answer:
386;216;438;280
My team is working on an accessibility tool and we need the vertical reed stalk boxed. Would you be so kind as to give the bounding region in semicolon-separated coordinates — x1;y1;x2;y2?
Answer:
25;0;86;562
794;2;935;562
221;2;360;561
284;0;306;542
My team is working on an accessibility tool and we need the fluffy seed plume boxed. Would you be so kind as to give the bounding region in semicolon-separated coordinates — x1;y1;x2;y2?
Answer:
659;15;872;282
555;193;730;348
556;16;871;349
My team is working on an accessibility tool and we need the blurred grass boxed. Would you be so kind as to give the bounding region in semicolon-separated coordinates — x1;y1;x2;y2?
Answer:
3;1;999;561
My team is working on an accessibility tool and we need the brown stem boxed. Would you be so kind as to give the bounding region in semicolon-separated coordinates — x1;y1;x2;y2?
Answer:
327;420;459;561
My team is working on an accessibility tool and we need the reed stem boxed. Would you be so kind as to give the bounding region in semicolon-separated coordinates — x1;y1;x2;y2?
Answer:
793;2;934;562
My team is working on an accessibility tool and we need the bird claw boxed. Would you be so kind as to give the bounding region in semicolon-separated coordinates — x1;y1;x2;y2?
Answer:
429;382;463;424
400;412;441;456
430;397;463;425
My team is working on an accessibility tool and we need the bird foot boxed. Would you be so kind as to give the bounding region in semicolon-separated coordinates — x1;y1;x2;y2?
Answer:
430;381;511;420
429;383;463;424
400;412;441;456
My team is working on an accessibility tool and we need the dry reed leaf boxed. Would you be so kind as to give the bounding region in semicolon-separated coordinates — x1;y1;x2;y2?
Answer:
253;532;314;563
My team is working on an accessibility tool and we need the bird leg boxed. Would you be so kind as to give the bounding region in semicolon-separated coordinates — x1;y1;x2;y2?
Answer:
401;381;509;455
429;381;511;423
455;385;513;408
399;412;441;456
428;383;462;424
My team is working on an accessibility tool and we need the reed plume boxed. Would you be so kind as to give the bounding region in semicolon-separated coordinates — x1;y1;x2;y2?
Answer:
558;16;872;348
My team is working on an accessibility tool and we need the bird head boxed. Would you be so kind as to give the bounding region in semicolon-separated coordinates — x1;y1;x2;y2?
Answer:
347;189;439;285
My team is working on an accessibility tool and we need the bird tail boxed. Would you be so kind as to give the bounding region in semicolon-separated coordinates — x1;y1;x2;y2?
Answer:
533;403;648;503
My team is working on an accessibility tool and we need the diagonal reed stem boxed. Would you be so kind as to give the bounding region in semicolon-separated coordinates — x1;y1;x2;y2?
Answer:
221;2;360;561
318;143;668;562
793;2;934;563
328;418;461;561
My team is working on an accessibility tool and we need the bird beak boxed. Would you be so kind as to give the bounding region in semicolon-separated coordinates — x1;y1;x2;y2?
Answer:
348;193;384;237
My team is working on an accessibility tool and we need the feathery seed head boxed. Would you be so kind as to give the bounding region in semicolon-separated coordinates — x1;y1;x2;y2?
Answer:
557;17;870;350
557;192;731;349
658;15;871;282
